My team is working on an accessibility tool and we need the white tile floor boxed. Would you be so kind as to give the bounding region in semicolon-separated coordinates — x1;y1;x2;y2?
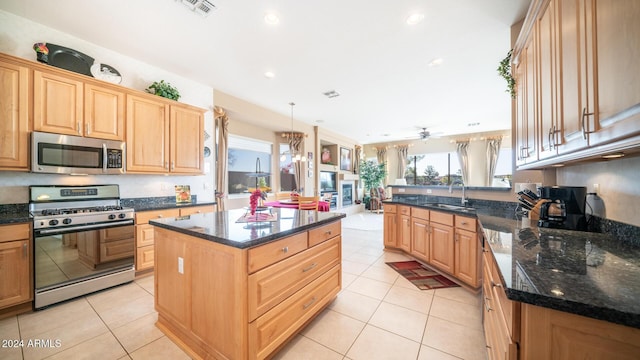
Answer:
0;212;486;360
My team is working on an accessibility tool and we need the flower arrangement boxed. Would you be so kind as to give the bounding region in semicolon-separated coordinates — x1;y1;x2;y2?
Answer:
249;189;267;215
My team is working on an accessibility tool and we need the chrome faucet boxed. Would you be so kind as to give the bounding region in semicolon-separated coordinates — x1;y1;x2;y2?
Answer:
449;180;468;206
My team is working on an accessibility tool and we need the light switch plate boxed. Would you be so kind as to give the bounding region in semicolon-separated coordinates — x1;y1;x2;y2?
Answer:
178;257;184;274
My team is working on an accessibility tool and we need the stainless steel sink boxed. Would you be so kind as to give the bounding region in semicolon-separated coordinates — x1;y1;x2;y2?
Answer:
424;203;475;212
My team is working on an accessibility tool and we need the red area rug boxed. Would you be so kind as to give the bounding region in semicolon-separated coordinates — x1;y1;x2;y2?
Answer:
386;261;459;290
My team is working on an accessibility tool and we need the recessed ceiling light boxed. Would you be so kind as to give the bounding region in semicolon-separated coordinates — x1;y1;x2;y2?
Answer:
323;90;340;98
467;122;480;127
264;71;275;79
428;58;444;67
264;12;280;25
406;13;424;25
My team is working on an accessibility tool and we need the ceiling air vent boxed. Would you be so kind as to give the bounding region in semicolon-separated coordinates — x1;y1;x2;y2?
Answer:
179;0;216;17
323;90;340;99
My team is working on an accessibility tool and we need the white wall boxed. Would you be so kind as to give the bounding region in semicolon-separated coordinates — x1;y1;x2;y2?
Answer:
0;10;216;204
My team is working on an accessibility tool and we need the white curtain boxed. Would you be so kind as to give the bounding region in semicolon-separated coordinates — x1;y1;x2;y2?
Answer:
376;147;388;186
396;145;409;180
214;107;229;211
486;137;503;186
456;141;470;185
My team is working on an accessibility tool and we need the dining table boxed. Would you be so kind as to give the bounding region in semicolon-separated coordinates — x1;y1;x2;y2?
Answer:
263;199;331;212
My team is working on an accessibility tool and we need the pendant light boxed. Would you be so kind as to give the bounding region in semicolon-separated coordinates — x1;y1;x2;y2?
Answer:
285;102;306;163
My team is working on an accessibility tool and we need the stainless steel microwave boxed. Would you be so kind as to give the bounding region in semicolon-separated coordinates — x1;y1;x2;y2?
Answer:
32;131;126;175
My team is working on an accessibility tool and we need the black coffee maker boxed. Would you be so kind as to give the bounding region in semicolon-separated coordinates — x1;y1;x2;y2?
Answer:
537;186;587;231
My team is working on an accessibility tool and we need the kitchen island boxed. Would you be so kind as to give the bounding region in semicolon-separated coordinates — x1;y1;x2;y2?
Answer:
149;208;345;360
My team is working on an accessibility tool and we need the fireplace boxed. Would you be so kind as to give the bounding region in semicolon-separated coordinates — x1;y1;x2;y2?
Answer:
342;183;353;206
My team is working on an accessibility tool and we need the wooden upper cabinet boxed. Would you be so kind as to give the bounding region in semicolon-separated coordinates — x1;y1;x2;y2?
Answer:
84;82;125;140
170;105;204;173
33;70;83;136
588;0;640;146
0;58;30;170
556;0;591;154
126;94;170;173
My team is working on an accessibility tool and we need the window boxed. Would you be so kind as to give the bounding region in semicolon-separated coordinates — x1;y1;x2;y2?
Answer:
279;143;296;191
227;135;272;195
492;148;512;187
405;152;461;186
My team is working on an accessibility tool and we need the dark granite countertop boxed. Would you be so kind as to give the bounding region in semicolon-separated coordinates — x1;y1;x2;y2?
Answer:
120;196;216;212
0;204;31;225
149;208;346;249
384;197;640;329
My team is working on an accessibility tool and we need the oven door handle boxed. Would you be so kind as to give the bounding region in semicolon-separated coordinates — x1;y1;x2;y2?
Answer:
35;219;134;235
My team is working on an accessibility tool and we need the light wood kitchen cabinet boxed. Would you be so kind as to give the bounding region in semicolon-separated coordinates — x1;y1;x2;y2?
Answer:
429;212;455;274
170;105;204;174
84;82;125;140
135;208;180;272
33;69;83;136
398;206;411;253
587;0;640;147
410;217;429;262
126;94;170;173
0;57;30;171
454;216;479;287
483;244;520;360
383;205;397;248
154;219;342;360
514;0;640;168
0;224;32;312
127;93;205;174
520;302;640;360
136;206;214;272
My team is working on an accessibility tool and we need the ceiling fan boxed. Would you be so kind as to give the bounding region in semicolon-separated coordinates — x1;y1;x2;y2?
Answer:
417;127;443;141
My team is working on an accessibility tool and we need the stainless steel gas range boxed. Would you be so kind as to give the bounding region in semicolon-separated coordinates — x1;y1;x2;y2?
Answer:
30;185;135;309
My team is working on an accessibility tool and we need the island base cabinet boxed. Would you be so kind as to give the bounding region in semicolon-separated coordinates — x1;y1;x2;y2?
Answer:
520;303;640;360
249;265;341;360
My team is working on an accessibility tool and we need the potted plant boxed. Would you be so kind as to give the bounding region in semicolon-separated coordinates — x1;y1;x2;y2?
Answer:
146;80;181;101
359;160;387;209
497;49;516;99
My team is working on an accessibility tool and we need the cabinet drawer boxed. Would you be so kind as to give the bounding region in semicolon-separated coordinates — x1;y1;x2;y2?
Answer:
398;206;411;216
455;216;476;232
248;232;308;273
411;207;429;220
384;204;397;214
179;205;214;216
430;211;454;226
136;224;156;247
100;238;134;262
100;226;134;243
248;236;340;321
136;245;154;271
135;209;180;224
0;223;29;243
308;221;341;247
249;265;340;360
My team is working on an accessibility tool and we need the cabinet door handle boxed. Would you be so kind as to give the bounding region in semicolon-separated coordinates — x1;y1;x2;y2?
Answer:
86;122;91;135
484;302;493;312
77;122;81;135
171;161;175;170
157;215;163;218
548;125;555;150
325;230;332;236
282;246;288;254
491;281;502;288
302;263;317;272
23;243;28;258
303;296;317;310
582;107;594;139
165;161;169;169
461;221;468;225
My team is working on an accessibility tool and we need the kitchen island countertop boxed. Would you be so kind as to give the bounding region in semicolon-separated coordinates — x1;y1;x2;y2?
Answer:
149;207;346;249
383;198;640;329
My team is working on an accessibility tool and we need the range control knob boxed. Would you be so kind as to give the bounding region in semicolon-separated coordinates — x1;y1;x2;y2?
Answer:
118;213;127;219
62;218;72;225
49;219;59;226
108;214;117;220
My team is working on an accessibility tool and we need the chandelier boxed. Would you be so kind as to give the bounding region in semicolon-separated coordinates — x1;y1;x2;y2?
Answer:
280;102;307;162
